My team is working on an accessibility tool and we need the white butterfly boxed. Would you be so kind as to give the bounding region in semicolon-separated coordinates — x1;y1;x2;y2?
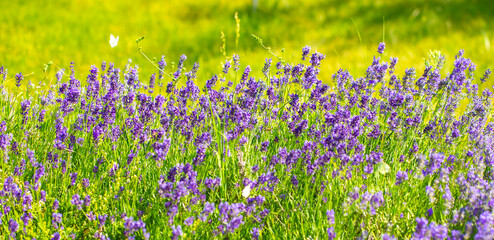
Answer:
109;34;119;48
242;185;251;198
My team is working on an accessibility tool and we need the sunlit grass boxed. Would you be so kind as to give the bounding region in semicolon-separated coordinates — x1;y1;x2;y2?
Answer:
1;0;493;91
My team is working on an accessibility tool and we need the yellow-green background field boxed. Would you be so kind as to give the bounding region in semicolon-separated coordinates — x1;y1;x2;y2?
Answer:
1;0;494;89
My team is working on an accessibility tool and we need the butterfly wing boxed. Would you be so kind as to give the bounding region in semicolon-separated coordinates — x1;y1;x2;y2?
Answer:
110;34;118;48
242;185;251;198
376;161;390;175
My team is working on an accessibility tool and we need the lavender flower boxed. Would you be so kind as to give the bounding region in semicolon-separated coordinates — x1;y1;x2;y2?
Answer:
82;178;90;188
223;60;231;74
52;232;61;240
0;121;6;133
377;42;385;54
84;195;91;206
9;219;19;235
260;141;269;152
158;55;167;79
429;222;447;239
241;66;251;83
412;217;429;240
40;190;46;202
395;171;408;185
70;194;83;210
21;212;32;226
98;214;108;228
171;225;183;240
70;172;78;186
251;227;260;240
184;217;194;226
22;193;32;211
327;227;336;239
302;46;311;60
38;109;46;122
128;149;136;165
291;175;299;187
0;42;492;239
476;211;494;239
21;99;31;116
52;213;62;229
15;72;23;87
310;52;325;67
426;186;435;203
232;54;240;71
124;217;146;236
481;69;491;83
382;234;397;240
53;199;60;211
149;73;156;89
262;58;272;77
326;209;335;225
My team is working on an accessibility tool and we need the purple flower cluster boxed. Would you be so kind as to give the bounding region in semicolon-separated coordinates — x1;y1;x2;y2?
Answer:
0;43;494;238
15;72;23;87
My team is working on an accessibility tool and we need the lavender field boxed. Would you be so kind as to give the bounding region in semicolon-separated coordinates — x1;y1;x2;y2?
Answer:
0;41;493;239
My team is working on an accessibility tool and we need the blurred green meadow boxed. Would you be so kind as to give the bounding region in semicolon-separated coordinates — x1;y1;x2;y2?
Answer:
1;0;494;89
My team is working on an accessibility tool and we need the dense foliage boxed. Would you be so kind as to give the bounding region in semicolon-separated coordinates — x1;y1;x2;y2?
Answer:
0;43;493;239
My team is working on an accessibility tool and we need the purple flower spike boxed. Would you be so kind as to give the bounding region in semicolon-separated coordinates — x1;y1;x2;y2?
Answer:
326;209;335;225
327;227;336;239
378;42;385;54
260;141;269;152
395;171;408;185
15;72;23;87
52;232;61;240
9;219;19;235
302;46;311;60
171;225;183;240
